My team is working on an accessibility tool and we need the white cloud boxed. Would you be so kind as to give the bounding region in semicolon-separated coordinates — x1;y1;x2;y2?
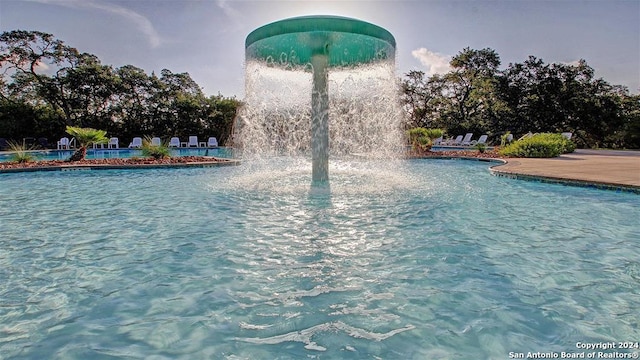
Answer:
216;0;242;20
27;0;162;48
411;48;452;76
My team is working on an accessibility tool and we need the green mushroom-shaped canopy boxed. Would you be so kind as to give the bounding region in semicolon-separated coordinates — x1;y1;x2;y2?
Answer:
245;15;396;68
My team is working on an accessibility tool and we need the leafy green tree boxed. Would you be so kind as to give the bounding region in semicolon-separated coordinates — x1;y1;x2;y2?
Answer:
401;47;639;149
401;70;447;129
0;30;122;139
496;57;635;147
1;31;84;123
204;95;242;145
441;47;503;136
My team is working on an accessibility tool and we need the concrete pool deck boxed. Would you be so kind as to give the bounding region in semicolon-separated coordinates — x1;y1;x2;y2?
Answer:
491;149;640;192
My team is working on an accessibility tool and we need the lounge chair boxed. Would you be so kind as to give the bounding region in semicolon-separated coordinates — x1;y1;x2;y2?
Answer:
207;137;219;147
128;137;142;148
37;137;49;149
432;136;442;146
187;136;199;147
443;135;463;146
169;137;180;147
57;137;70;150
470;135;488;146
461;133;474;146
108;137;119;149
561;132;572;140
151;137;161;146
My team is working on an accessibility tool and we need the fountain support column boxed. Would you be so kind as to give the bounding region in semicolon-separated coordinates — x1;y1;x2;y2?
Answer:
311;52;329;183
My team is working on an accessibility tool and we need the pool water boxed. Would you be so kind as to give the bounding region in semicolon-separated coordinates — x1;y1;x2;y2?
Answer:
0;147;234;162
0;159;638;359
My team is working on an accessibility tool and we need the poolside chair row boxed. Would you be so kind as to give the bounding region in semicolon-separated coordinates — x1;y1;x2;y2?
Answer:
56;136;219;150
436;133;488;147
126;136;219;149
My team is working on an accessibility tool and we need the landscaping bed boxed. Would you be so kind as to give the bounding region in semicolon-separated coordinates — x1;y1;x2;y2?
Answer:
0;156;232;171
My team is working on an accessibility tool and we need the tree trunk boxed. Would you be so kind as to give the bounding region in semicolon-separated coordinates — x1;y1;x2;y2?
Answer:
67;146;86;162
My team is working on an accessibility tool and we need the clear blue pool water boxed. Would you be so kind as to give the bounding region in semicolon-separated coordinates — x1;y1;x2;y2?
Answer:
0;159;638;359
0;147;234;162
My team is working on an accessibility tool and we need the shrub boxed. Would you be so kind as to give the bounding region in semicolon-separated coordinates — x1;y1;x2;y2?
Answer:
499;133;576;158
407;128;444;151
474;142;487;153
141;136;171;159
500;132;513;147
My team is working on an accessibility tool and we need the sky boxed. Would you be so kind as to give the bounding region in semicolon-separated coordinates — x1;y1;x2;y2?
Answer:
1;0;638;98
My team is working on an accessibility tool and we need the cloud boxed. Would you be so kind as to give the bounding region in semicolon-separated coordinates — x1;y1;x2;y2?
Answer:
411;48;452;76
216;0;241;18
26;0;161;48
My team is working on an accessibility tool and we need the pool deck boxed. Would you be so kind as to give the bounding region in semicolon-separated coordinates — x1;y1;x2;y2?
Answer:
491;149;640;191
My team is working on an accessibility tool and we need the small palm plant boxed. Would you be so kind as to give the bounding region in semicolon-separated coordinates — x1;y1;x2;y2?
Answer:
7;140;36;163
65;126;108;162
141;136;171;159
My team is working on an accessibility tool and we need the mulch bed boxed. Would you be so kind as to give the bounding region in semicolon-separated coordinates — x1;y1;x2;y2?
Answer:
0;156;228;170
407;149;506;160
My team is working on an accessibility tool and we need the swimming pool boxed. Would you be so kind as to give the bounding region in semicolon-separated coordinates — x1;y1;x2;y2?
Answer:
0;147;235;162
0;159;638;359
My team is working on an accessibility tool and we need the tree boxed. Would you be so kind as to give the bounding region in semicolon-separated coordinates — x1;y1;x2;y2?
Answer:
401;48;639;148
496;57;634;147
0;29;242;145
441;47;503;136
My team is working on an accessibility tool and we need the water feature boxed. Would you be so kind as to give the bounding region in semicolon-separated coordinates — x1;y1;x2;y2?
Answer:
0;160;638;359
239;16;403;184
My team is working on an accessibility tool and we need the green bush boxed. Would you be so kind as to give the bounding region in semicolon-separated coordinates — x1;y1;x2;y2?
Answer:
407;128;444;151
499;133;575;158
474;142;487;153
500;131;513;147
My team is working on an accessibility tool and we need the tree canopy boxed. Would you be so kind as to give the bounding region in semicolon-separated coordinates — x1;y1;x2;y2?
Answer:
401;48;640;149
0;30;241;146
